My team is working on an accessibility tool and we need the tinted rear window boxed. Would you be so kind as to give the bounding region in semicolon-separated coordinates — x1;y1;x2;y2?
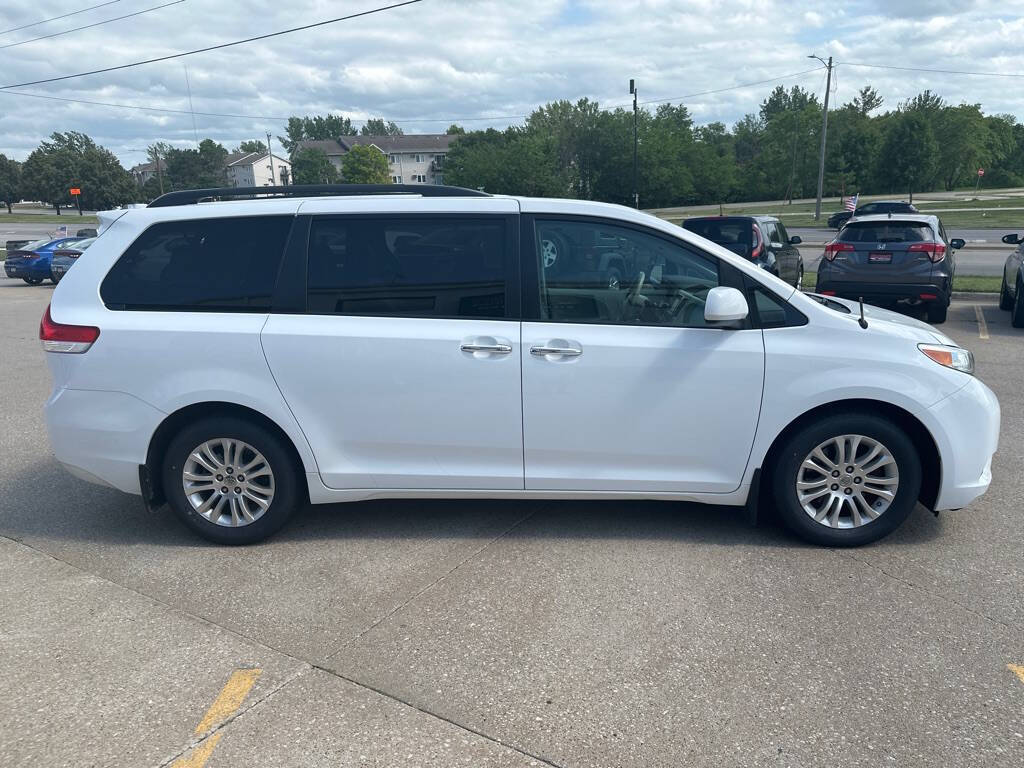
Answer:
306;216;508;318
839;221;932;244
101;216;292;311
683;219;752;256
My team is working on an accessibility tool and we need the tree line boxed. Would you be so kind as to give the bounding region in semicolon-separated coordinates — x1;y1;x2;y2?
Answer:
2;85;1022;213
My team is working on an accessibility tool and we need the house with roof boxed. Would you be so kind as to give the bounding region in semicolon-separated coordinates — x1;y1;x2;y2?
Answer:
130;159;166;185
225;151;292;187
296;134;454;184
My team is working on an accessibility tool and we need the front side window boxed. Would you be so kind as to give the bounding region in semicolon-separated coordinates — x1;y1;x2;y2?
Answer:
774;220;791;244
307;216;508;319
101;216;292;311
535;219;720;328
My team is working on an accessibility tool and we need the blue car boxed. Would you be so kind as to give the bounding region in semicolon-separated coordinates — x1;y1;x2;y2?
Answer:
4;237;80;284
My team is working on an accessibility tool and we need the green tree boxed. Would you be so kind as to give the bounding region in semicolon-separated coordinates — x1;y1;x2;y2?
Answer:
278;114;353;156
360;119;403;136
236;140;267;153
165;139;229;190
19;132;135;212
878;111;938;201
0;154;20;213
446;124;466;135
290;147;339;184
341;145;390;184
145;141;171;195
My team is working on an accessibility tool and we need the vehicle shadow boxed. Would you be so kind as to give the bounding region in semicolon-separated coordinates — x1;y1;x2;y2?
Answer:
0;459;943;549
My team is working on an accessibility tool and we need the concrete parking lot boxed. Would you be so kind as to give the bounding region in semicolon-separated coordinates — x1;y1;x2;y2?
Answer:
1;279;1021;767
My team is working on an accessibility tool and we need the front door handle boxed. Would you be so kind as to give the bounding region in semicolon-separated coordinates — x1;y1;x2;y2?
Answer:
460;336;512;355
530;345;582;357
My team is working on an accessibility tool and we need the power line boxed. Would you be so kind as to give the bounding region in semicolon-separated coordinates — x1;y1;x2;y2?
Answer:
0;0;185;50
839;61;1024;78
607;66;826;110
0;87;290;120
0;0;121;36
0;0;424;90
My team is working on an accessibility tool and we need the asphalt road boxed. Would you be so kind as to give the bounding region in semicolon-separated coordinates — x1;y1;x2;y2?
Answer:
2;219;96;245
1;279;1022;767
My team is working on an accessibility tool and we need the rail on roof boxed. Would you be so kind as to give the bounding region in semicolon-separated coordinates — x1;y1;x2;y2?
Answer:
147;184;490;207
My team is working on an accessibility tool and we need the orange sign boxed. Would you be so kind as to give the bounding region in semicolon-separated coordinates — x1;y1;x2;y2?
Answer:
69;187;81;195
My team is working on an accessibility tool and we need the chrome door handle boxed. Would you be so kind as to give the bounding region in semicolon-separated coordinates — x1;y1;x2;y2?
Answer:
461;342;512;354
530;346;582;357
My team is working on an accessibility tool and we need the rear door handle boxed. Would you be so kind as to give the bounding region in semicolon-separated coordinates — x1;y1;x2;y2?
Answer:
461;342;512;353
530;345;582;357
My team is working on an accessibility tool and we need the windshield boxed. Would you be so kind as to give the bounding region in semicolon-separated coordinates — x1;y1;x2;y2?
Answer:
682;218;752;257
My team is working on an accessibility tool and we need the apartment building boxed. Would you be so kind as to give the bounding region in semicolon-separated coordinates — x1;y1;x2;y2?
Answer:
225;152;292;187
296;134;453;184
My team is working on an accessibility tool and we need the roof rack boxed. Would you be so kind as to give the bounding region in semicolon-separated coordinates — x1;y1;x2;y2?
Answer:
147;183;490;208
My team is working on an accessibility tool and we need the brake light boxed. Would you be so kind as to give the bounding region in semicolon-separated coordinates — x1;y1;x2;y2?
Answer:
820;290;837;296
39;305;99;353
908;242;946;263
823;242;854;261
750;224;763;260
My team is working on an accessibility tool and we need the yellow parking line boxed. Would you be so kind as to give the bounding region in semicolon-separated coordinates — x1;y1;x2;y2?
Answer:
974;305;989;340
171;668;261;768
1009;663;1024;685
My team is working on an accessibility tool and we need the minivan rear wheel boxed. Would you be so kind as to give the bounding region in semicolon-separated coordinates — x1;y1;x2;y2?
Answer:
163;416;299;544
772;413;921;546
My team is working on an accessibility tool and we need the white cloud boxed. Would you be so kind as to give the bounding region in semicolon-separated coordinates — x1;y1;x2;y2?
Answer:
0;0;1022;166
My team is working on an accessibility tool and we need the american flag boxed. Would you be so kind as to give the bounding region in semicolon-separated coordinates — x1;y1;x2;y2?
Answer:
843;193;858;212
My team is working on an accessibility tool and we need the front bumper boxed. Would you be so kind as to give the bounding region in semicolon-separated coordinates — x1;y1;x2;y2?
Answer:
927;376;1000;510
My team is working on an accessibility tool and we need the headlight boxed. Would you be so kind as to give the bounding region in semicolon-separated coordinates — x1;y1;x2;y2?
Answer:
919;344;974;375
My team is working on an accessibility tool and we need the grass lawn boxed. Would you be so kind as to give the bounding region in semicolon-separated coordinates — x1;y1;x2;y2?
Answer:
803;272;1000;293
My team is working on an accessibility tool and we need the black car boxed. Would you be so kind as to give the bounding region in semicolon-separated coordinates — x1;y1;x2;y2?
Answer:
682;215;804;288
998;232;1024;327
827;200;919;229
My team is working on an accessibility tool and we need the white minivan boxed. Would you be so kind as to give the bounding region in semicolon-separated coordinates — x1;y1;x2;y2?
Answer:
41;185;1000;546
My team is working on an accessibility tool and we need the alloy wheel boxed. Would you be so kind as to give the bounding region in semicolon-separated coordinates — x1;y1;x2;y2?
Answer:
796;434;899;529
182;438;275;527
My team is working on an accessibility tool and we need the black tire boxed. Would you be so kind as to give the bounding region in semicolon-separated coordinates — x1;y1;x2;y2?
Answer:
22;277;43;285
771;412;922;547
162;415;300;544
926;302;948;324
1013;278;1024;328
999;277;1014;311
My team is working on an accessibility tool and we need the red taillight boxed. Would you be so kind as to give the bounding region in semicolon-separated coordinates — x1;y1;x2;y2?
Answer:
39;305;99;353
750;224;763;260
823;242;854;261
919;293;939;300
820;290;837;296
908;242;946;263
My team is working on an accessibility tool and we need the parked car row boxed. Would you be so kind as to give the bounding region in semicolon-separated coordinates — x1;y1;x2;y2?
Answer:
3;235;95;284
680;215;804;288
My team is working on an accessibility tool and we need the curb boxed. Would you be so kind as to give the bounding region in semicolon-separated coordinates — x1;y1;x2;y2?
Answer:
952;292;999;299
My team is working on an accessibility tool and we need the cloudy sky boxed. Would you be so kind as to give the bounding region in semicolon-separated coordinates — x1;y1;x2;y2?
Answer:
1;0;1023;167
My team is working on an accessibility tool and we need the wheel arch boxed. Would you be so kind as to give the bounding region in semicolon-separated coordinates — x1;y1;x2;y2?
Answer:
758;398;942;511
143;401;308;508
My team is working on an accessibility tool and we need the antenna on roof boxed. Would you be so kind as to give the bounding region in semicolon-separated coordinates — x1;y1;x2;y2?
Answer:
858;297;869;329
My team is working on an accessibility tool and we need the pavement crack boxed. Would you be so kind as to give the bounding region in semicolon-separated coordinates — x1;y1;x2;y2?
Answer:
309;661;565;768
834;548;1017;632
154;666;312;768
325;505;543;661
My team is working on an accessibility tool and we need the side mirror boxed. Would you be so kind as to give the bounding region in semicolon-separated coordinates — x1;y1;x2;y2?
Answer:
949;238;966;250
704;286;749;328
789;235;802;245
1002;233;1021;245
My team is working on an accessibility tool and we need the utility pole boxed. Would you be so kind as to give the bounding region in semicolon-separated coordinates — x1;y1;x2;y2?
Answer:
630;78;638;209
266;132;276;185
809;54;832;221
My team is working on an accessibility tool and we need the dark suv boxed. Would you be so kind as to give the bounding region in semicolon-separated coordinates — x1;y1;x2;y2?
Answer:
827;200;919;229
682;215;804;288
816;214;964;324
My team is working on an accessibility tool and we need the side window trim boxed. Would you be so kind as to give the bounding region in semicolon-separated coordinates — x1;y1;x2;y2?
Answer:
303;212;520;321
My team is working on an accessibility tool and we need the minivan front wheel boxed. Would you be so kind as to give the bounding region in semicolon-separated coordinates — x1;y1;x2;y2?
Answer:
163;416;299;544
772;414;921;546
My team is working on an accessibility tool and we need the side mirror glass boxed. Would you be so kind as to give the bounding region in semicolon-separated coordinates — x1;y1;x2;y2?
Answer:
704;286;749;327
1002;233;1021;245
949;238;966;250
789;235;802;245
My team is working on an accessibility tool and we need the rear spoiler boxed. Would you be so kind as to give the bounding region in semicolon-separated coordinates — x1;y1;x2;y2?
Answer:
95;209;130;235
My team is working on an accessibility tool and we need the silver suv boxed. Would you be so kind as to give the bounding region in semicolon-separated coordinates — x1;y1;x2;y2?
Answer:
816;214;965;324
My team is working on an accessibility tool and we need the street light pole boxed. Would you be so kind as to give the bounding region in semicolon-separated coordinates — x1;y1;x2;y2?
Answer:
630;79;639;209
810;55;832;221
266;132;276;185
